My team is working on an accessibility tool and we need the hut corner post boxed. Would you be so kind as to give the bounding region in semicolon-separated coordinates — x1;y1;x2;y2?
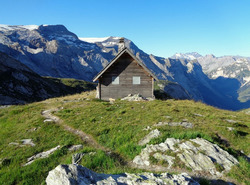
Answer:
96;80;101;99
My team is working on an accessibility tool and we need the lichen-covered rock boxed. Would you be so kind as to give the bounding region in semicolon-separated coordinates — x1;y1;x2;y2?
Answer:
24;145;60;166
133;138;238;177
68;144;83;151
72;153;85;164
153;153;175;168
46;164;200;185
21;139;36;147
138;129;161;146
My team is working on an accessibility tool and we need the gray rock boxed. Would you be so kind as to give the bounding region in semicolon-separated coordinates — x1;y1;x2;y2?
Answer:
9;139;35;147
46;164;200;185
68;144;83;151
177;151;216;172
164;116;172;119
0;105;11;109
225;119;238;123
138;129;160;146
190;138;239;171
171;121;193;128
142;126;152;131
153;153;175;168
121;94;146;101
227;127;235;131
133;138;180;166
133;138;238;177
27;127;39;132
154;122;168;126
43;118;54;123
21;139;35;147
193;113;203;117
155;121;193;128
72;153;85;164
8;142;19;146
24;145;60;166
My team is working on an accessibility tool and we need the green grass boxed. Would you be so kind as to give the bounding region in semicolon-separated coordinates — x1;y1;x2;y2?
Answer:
47;77;97;92
0;91;249;184
0;103;84;184
228;157;250;184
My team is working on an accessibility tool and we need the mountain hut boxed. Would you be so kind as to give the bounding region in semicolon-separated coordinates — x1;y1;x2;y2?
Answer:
93;38;158;100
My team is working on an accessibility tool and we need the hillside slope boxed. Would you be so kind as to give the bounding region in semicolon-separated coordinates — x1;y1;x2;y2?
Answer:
0;51;96;105
0;92;249;184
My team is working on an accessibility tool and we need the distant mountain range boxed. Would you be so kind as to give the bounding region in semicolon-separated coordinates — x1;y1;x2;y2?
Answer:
171;52;250;102
0;24;249;110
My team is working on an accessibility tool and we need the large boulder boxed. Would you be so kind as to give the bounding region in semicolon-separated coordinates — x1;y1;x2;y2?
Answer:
133;138;238;177
46;164;199;185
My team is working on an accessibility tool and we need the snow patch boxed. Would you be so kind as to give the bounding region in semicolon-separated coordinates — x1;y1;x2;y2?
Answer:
19;25;39;30
171;52;202;60
79;37;110;43
187;62;194;73
0;24;38;31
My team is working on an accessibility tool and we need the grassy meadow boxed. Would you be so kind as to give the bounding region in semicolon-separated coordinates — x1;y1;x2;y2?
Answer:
0;91;249;184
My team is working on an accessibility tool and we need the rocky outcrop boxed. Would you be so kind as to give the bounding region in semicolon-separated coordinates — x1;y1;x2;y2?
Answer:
133;138;238;177
121;94;154;101
171;52;250;103
68;144;83;152
46;164;200;185
24;145;60;166
21;139;36;146
8;139;35;147
138;129;160;146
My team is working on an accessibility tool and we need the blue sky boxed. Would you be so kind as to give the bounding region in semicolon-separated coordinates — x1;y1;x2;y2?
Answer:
1;0;250;57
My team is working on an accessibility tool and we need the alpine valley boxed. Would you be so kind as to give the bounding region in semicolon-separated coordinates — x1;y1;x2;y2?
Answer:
0;24;249;110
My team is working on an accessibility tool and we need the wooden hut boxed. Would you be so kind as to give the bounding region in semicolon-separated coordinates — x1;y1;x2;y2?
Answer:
93;39;158;100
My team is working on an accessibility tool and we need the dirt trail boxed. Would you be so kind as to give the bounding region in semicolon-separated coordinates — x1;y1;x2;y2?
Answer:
40;108;239;184
41;108;106;151
41;108;177;169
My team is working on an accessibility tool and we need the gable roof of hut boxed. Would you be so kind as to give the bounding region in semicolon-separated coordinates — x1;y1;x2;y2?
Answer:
93;47;158;82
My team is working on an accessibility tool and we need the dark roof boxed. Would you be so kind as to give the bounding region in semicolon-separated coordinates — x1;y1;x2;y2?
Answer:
93;47;158;82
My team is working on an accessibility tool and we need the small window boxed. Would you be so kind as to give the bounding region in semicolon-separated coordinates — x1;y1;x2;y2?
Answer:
112;76;119;84
133;76;141;84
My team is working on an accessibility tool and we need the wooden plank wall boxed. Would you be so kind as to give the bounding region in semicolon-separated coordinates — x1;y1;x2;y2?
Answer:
99;53;153;100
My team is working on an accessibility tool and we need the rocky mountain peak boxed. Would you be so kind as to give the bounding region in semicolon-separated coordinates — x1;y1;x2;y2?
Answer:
171;52;202;60
37;24;78;41
204;54;216;58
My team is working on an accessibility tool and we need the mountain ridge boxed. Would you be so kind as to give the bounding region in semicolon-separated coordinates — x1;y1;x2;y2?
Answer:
0;24;249;110
171;52;250;103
